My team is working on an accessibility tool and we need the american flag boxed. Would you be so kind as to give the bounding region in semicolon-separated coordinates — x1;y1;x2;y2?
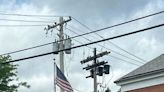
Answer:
55;64;73;92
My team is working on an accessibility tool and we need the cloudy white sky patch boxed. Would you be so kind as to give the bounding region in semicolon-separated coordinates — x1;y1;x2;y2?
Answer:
0;0;164;92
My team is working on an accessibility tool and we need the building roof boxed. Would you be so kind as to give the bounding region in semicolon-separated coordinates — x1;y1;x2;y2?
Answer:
115;54;164;83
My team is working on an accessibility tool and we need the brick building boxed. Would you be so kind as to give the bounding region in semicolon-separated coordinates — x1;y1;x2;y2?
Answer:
114;54;164;92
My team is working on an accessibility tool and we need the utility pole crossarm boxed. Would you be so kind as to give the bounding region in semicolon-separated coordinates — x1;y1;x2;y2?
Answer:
83;61;108;70
45;16;71;31
80;51;110;64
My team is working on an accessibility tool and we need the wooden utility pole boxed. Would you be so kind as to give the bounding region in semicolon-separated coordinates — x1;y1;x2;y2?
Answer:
59;17;64;92
80;48;110;92
59;17;64;73
45;16;71;92
93;48;97;92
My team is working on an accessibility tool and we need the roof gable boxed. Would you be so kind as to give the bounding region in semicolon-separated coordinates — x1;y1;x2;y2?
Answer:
115;54;164;83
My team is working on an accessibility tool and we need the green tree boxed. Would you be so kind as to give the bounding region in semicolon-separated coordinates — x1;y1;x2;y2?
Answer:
0;55;30;92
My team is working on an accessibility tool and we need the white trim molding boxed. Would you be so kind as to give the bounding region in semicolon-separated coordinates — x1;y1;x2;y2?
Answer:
118;72;164;92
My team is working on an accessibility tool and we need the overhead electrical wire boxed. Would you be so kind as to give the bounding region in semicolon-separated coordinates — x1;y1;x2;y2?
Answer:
1;22;164;56
69;10;164;42
1;10;164;55
71;10;164;64
0;12;69;24
0;10;163;18
0;18;54;23
0;10;162;27
71;19;146;62
0;12;69;17
0;24;47;27
2;22;164;64
67;25;145;63
0;42;52;56
66;28;143;65
72;37;140;66
71;10;164;37
72;17;150;62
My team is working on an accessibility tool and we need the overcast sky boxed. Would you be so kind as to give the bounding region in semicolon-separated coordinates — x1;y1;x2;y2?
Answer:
0;0;164;92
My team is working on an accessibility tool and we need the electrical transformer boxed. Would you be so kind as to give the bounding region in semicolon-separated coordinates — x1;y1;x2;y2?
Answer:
53;41;59;54
64;38;72;54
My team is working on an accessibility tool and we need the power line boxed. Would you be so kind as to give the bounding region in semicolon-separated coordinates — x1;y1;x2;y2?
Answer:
69;25;144;64
1;21;164;56
72;38;140;66
70;10;164;41
0;42;52;56
72;10;164;35
3;22;164;64
0;18;54;23
109;55;140;66
0;12;69;17
73;15;158;62
70;21;146;62
0;24;47;27
1;10;164;54
67;28;144;64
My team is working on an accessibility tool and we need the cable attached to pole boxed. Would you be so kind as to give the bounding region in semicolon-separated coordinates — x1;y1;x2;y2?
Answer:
3;22;164;64
1;10;164;55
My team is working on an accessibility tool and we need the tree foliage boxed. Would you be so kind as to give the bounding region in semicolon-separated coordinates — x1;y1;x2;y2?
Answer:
0;55;30;92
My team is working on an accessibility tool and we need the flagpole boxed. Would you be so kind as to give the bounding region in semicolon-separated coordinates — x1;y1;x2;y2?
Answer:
54;59;56;92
